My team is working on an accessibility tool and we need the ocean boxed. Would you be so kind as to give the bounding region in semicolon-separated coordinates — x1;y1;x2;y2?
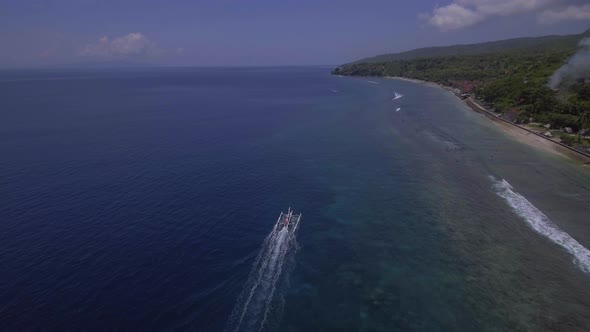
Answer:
1;67;590;331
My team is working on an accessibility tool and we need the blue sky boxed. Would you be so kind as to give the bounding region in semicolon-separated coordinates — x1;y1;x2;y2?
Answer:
0;0;588;67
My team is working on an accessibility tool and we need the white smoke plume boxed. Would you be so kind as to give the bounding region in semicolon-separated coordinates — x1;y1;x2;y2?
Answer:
549;38;590;89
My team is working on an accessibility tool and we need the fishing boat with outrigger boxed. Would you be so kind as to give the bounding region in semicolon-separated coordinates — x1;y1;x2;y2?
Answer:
274;208;301;233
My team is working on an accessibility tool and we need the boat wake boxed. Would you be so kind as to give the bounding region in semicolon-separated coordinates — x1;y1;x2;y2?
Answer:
491;177;590;274
392;91;403;100
226;209;301;332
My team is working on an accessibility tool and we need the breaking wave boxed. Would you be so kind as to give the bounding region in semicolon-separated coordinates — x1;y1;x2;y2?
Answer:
491;177;590;274
226;220;300;331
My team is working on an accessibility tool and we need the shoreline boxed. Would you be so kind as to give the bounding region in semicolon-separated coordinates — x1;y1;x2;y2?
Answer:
387;76;590;165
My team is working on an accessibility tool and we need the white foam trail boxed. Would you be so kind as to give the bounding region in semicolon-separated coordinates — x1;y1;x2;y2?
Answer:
329;89;339;93
367;80;379;84
226;221;299;332
395;107;401;112
491;177;590;274
392;92;403;100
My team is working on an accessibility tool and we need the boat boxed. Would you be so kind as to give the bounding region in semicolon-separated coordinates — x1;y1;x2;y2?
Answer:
274;208;301;233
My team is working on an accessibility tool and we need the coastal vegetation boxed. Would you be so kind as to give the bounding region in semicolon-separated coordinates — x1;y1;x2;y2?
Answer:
333;30;590;142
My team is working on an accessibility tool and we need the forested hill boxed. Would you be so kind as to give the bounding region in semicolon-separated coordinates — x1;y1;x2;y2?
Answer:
333;29;590;137
352;31;589;64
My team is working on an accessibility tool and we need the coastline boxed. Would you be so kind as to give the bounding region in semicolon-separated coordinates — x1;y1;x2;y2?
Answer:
388;76;590;165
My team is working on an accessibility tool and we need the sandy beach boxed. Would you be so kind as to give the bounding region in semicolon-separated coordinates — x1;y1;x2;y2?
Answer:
464;98;590;164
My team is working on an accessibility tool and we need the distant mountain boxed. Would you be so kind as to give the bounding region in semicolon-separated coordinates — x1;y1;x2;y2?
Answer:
351;30;590;64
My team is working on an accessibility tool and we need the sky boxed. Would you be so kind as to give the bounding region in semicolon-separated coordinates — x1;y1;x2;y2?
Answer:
0;0;589;68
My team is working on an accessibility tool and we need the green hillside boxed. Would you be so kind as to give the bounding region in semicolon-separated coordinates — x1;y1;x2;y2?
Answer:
333;30;590;136
353;32;588;64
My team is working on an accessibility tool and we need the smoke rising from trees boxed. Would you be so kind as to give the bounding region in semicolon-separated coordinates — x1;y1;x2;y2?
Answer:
549;38;590;89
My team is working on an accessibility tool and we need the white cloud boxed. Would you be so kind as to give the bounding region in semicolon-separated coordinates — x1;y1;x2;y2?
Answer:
539;4;590;24
423;0;588;31
429;4;485;31
81;33;155;57
458;0;552;16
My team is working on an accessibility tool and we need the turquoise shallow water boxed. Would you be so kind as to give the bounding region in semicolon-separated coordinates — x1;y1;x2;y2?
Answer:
277;75;590;331
1;68;590;331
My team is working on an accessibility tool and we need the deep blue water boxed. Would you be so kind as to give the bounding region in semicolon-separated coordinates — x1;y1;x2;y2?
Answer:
2;67;590;331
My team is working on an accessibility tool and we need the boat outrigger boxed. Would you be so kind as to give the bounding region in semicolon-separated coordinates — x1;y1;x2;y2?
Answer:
274;208;301;233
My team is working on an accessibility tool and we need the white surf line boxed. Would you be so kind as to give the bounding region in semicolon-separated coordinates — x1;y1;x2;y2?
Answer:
491;177;590;274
